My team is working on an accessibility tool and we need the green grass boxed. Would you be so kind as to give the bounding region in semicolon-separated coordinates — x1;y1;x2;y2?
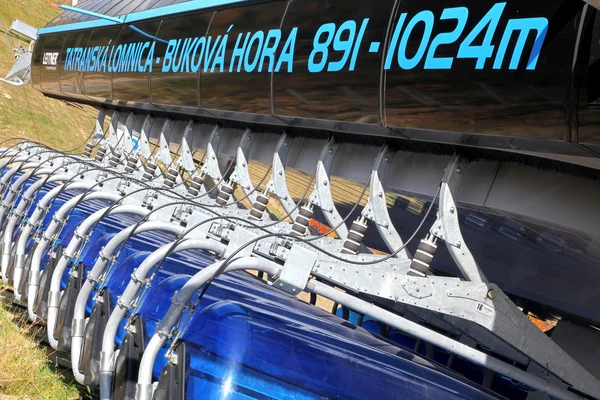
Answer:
0;2;94;399
0;0;97;151
0;287;80;400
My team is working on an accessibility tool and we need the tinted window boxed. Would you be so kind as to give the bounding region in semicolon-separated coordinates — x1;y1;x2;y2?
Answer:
83;0;113;15
112;21;162;102
150;13;212;107
83;27;122;99
202;1;287;112
31;36;46;90
579;8;600;144
93;1;128;19
384;0;579;140
109;0;139;17
273;0;393;122
60;31;89;95
40;33;65;93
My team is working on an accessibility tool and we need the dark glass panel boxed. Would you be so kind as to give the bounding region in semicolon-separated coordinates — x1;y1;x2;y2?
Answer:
92;0;129;20
112;21;162;102
274;0;393;122
83;27;122;99
150;13;211;107
31;35;46;90
578;8;600;144
60;31;90;95
384;0;579;140
40;33;65;93
201;1;287;113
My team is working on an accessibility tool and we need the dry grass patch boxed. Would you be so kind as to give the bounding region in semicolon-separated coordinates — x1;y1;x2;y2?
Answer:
0;288;79;400
0;0;98;150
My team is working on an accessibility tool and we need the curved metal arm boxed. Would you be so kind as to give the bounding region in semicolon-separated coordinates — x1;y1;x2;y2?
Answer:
136;257;281;400
3;174;74;284
13;191;120;300
46;204;153;349
70;220;186;384
99;238;227;400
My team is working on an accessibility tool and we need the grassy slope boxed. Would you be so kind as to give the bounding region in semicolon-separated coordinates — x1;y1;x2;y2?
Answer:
0;1;92;399
0;288;79;400
0;0;97;151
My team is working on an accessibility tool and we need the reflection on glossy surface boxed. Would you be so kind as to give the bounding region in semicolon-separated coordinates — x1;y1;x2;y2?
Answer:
202;2;287;113
112;21;161;103
152;15;209;107
39;33;64;94
33;0;600;148
577;8;600;144
314;181;600;323
384;0;580;139
60;32;88;95
135;271;500;400
31;35;45;91
83;27;122;99
273;0;393;123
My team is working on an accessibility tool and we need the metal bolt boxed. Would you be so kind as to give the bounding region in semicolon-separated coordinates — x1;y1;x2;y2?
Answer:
279;170;283;176
384;157;389;163
455;240;461;248
487;289;496;299
450;207;455;214
242;162;246;167
328;149;334;154
378;192;383;198
322;180;328;186
456;168;462;174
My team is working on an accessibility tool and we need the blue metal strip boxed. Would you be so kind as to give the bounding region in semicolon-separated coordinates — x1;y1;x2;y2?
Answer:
38;0;250;35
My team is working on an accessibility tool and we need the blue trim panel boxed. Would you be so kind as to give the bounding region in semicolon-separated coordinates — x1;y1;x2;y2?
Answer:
38;0;250;35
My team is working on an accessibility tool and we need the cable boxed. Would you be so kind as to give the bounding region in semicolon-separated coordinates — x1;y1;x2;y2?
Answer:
164;184;439;352
196;184;440;303
130;180;437;345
